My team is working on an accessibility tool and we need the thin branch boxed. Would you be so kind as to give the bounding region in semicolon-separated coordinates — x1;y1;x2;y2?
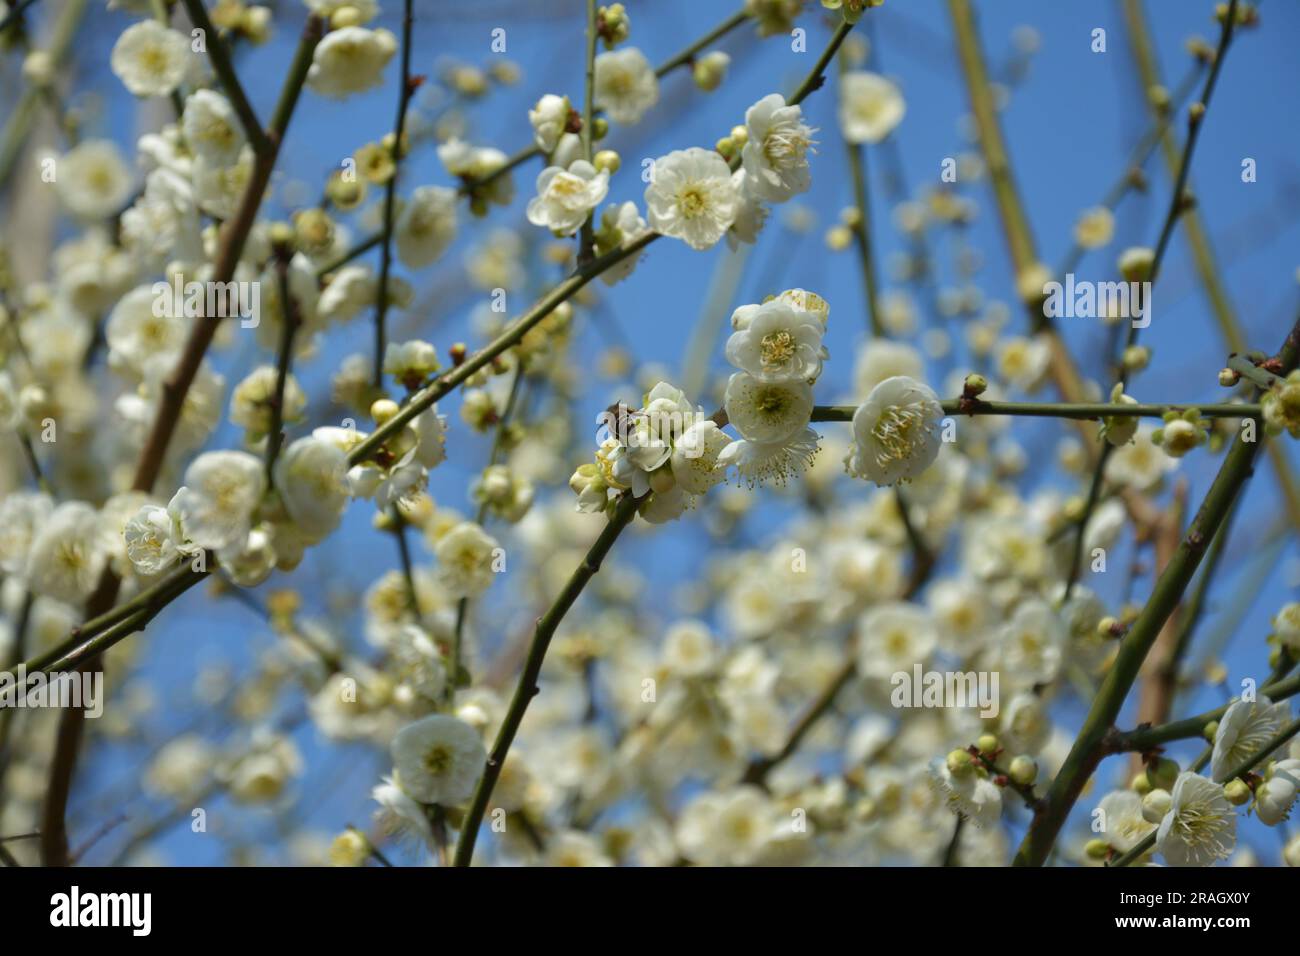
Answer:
452;492;641;866
1013;311;1300;867
372;0;417;387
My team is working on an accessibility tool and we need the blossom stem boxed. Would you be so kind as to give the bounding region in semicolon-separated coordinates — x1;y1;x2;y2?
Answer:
1012;312;1300;867
577;0;598;263
838;55;884;337
655;9;748;77
179;0;271;156
263;253;301;483
1110;671;1300;753
1124;0;1300;532
1119;0;1239;372
452;492;640;867
810;400;1261;422
450;366;526;702
372;0;417;388
788;19;856;106
316;232;382;277
1063;0;1240;614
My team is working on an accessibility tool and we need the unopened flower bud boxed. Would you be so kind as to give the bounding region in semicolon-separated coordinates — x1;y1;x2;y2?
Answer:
1223;778;1252;806
593;149;620;174
963;373;988;397
370;398;400;426
1146;756;1179;792
1084;838;1111;860
1118;246;1156;283
1009;755;1037;786
976;733;999;756
692;51;730;92
947;749;974;777
330;5;363;29
1141;788;1172;823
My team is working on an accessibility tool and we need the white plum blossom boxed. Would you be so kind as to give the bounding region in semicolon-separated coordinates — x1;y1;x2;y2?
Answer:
433;521;500;598
307;27;397;99
26;502;109;605
644;147;740;251
390;714;485;805
181;90;246;166
169;451;266;551
741;93;816;203
724;297;827;384
593;47;658;124
54;140;133;220
593;201;650;285
525;160;609;235
1211;695;1289;782
838;71;905;144
110;20;191;98
845;376;944;487
274;436;352;544
1155;772;1237;867
528;93;570;152
123;504;183;575
396;186;458;268
723;372;814;445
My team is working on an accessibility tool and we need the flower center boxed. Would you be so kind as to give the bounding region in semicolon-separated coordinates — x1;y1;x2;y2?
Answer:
759;330;796;369
762;126;812;171
1173;801;1233;854
423;744;453;776
679;185;708;218
753;385;791;419
871;404;926;467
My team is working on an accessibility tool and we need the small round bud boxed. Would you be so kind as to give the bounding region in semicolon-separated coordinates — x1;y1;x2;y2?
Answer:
1118;246;1156;283
22;51;54;87
1218;367;1238;387
715;136;735;157
591;117;609;140
692;51;731;92
370;398;400;425
976;733;999;755
963;373;988;396
825;225;852;251
729;125;749;146
330;4;363;29
1146;756;1179;792
1223;778;1252;806
267;221;296;250
1202;719;1219;743
1009;755;1037;786
1131;771;1152;796
1084;838;1111;860
1097;616;1121;638
449;343;468;365
1188;101;1206;124
1122;345;1151;372
946;749;975;777
593;149;620;173
1141;788;1172;823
